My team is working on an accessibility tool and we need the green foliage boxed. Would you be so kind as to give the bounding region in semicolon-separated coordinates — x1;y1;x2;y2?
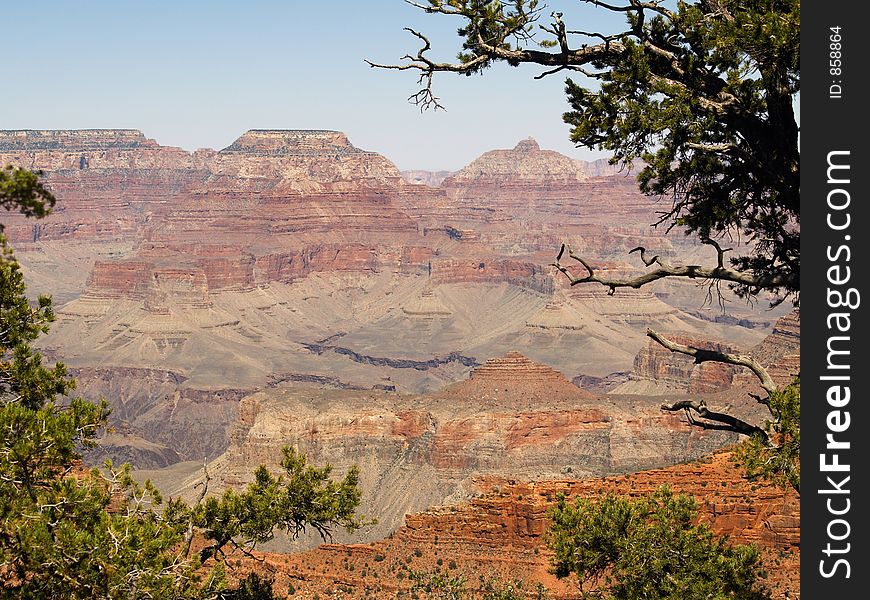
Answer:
0;238;72;411
0;169;367;597
734;378;801;492
0;165;56;222
1;241;198;598
449;0;541;68
195;447;368;562
394;0;800;303
563;0;799;303
546;487;770;599
409;570;468;600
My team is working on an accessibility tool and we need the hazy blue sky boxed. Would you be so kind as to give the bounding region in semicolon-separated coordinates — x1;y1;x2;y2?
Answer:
2;1;621;170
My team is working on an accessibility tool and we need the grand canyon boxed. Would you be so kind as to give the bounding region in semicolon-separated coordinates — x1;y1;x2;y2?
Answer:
2;128;798;596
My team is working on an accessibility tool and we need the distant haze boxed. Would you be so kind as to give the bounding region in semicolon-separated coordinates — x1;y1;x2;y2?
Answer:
1;1;615;171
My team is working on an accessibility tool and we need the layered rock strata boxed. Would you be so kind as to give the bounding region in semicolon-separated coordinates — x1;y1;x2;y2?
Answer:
164;353;738;550
243;450;799;599
613;309;800;396
3;129;788;473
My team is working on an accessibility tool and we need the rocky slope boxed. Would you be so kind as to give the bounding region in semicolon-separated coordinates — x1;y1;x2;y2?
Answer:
233;449;799;599
153;352;740;550
175;330;801;596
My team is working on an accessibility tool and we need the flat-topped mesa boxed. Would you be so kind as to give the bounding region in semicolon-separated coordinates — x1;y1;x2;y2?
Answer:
0;129;154;152
445;137;588;184
220;129;369;156
210;129;403;187
0;128;193;175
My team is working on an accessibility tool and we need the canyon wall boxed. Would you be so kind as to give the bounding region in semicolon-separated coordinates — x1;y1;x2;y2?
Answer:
167;352;739;549
4;129;788;477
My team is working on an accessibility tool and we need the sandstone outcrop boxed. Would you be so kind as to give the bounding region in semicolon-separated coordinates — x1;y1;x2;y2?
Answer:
614;309;800;397
429;258;554;294
616;335;741;395
241;450;799;599
744;308;800;387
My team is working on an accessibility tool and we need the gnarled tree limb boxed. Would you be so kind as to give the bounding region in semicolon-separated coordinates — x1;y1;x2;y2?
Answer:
369;0;744;120
550;241;796;295
648;326;779;439
645;328;778;398
551;243;785;437
660;399;768;443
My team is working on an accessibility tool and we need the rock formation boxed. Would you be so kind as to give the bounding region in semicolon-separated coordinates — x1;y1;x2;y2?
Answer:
2;128;788;473
615;335;742;395
2;129;800;596
448;137;587;184
613;309;800;397
155;351;743;551
236;450;799;599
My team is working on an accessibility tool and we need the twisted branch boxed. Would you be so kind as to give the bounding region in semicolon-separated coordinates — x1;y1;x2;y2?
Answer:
649;327;778;440
550;240;795;295
646;328;778;398
368;0;745;116
660;399;768;442
365;28;490;110
551;240;787;441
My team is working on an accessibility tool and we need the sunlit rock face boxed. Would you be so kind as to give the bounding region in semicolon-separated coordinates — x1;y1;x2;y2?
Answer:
4;129;787;491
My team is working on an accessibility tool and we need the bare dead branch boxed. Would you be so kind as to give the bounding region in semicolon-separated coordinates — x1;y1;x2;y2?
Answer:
228;538;266;564
551;243;795;295
581;0;674;18
364;28;490;75
533;65;570;79
368;19;631;108
660;399;768;442
565;29;630;43
645;328;778;397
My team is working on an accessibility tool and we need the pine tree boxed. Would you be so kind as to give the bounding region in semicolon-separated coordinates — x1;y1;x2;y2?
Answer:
547;487;770;599
373;0;800;490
